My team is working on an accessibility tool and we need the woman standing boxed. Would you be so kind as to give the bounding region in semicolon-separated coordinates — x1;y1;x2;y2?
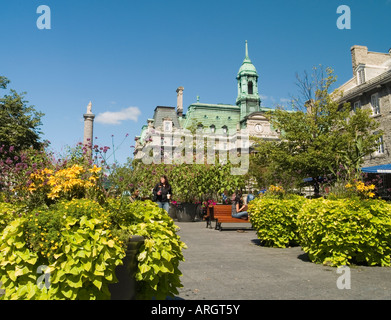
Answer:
153;175;172;212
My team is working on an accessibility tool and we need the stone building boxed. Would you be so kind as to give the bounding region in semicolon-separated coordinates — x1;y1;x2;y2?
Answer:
336;45;391;169
133;41;279;164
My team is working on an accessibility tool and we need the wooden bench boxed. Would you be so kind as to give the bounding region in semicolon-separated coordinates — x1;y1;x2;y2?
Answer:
203;205;215;229
206;204;251;231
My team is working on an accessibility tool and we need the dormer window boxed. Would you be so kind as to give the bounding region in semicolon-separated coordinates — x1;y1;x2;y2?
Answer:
210;125;216;133
163;120;172;132
357;65;366;84
222;126;228;134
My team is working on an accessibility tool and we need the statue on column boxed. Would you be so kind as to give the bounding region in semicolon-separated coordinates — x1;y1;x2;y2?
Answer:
87;101;92;114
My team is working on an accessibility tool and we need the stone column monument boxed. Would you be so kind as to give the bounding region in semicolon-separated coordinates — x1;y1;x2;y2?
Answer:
83;101;95;156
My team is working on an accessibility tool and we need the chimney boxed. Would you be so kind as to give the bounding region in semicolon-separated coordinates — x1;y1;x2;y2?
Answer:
176;86;184;117
351;45;368;74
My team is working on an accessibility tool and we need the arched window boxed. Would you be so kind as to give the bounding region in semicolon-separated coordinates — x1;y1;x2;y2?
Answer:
248;81;253;94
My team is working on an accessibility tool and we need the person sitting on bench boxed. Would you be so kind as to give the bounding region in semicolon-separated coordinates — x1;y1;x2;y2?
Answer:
231;191;248;219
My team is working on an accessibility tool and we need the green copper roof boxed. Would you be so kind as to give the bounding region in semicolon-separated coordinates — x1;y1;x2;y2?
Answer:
238;40;258;77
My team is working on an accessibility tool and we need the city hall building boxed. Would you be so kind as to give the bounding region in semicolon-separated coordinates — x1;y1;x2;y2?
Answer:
133;41;279;163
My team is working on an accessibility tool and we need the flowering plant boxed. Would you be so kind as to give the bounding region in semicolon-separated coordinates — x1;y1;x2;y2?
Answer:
27;164;103;202
345;180;376;199
263;185;286;199
202;199;216;208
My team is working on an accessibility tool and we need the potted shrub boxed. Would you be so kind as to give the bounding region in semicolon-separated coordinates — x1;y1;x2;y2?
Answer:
108;235;144;300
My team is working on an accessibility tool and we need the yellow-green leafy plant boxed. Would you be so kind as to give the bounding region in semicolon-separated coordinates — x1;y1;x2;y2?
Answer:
248;195;306;248
105;199;187;300
0;199;125;300
297;198;391;267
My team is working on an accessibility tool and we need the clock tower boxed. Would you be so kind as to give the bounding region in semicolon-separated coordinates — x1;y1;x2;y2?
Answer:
236;40;261;123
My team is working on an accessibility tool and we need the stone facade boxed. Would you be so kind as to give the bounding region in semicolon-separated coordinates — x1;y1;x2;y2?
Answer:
336;45;391;168
133;41;279;162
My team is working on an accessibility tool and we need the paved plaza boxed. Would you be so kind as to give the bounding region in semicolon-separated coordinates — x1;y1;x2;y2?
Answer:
175;221;391;300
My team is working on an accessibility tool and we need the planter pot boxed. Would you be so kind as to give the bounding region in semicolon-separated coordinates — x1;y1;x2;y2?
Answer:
168;203;177;220
108;235;144;300
175;203;199;222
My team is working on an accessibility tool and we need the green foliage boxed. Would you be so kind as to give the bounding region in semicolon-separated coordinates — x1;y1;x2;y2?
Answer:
0;199;125;300
251;67;381;194
105;199;187;300
110;160;245;203
248;195;306;248
297;198;391;267
0;76;44;157
0;202;19;233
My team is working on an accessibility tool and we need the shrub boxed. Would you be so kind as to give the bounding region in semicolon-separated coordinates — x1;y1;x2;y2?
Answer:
0;202;19;233
248;195;306;248
105;199;187;300
0;199;125;300
297;198;391;267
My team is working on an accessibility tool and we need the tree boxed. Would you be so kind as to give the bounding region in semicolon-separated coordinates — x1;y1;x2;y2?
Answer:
252;66;381;196
0;76;45;158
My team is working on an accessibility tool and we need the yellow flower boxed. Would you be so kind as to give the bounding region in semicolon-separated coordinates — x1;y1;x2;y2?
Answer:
89;165;102;174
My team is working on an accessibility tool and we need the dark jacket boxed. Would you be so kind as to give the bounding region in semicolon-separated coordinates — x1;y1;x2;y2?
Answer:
153;183;172;202
231;195;243;215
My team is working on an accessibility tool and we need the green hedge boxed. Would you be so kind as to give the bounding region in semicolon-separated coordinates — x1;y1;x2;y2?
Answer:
248;195;306;248
297;198;391;267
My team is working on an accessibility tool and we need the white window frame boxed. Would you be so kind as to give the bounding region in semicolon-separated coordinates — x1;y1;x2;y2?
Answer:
374;132;384;155
371;93;380;115
377;135;385;154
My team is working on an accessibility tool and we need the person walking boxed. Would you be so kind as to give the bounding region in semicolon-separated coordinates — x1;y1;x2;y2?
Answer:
153;175;172;212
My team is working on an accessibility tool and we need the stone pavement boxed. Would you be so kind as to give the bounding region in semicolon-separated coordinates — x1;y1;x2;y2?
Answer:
174;221;391;300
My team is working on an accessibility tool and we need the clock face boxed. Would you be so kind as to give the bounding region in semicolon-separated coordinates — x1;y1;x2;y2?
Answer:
255;124;263;132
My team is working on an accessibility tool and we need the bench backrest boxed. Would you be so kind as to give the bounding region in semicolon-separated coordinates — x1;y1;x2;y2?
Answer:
211;205;232;216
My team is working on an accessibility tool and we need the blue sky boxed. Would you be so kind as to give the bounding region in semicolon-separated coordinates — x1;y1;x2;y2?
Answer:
1;0;390;165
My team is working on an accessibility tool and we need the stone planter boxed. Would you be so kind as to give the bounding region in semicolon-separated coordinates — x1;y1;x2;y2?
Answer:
175;203;201;222
108;235;144;300
168;203;177;220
